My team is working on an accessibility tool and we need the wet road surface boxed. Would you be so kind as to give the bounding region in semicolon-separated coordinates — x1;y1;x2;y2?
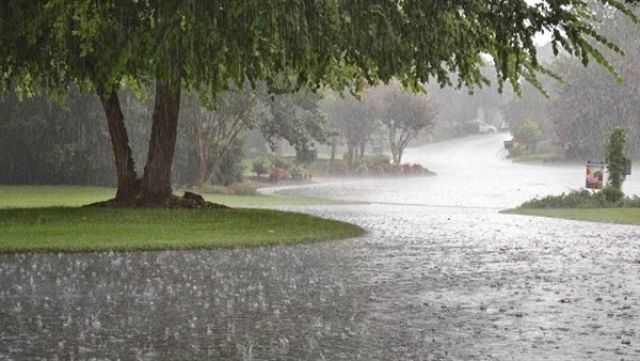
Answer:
1;133;639;360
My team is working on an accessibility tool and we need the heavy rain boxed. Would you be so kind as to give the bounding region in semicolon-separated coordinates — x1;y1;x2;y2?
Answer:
1;1;640;360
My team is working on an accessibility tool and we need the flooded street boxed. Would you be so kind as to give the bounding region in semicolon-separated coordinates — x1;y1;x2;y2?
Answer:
275;132;640;208
2;133;640;360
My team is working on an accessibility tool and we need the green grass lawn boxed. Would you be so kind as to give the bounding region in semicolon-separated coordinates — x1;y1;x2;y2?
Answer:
0;186;364;253
0;185;347;208
503;207;640;225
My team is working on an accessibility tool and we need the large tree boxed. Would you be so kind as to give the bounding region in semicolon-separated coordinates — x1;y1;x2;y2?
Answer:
0;0;634;206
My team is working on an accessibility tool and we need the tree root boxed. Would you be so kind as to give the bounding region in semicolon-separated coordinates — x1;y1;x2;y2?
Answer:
84;191;229;209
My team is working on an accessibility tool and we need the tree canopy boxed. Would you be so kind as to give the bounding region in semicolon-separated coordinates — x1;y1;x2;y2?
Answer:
3;0;635;96
0;0;635;206
376;85;436;164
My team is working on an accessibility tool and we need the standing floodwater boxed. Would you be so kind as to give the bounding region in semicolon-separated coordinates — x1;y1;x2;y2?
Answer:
274;132;640;208
1;133;640;360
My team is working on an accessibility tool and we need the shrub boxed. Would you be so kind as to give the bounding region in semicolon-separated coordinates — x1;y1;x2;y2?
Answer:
269;166;288;183
389;164;403;174
330;160;350;175
295;147;318;164
370;164;385;175
601;185;624;204
411;163;428;174
212;141;244;186
623;195;640;208
518;187;634;209
252;157;271;177
289;165;310;180
365;154;391;167
354;162;369;175
519;189;603;208
269;155;292;170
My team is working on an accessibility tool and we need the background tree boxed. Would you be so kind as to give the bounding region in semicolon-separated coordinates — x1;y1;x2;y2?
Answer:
502;4;640;161
371;85;436;164
180;86;264;190
0;88;115;185
322;94;379;165
0;84;333;188
261;91;329;159
513;119;544;151
428;70;511;141
503;81;555;149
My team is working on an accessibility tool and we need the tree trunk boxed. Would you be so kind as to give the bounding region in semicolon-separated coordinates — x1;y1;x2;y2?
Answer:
195;156;208;191
141;79;182;205
330;138;336;161
388;125;400;164
86;47;223;209
359;142;366;160
346;143;354;166
390;139;400;164
194;121;209;190
99;91;138;203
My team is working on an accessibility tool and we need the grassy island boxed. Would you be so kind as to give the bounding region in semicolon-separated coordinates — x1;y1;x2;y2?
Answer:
0;186;364;253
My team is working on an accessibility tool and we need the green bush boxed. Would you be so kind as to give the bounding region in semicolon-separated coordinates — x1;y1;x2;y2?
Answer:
328;160;350;175
623;195;640;208
304;159;347;176
269;155;293;170
513;119;542;149
289;165;310;180
305;157;434;177
212;141;245;186
518;187;635;209
252;157;271;177
519;189;602;208
295;147;318;164
354;162;369;175
601;185;624;204
365;154;391;167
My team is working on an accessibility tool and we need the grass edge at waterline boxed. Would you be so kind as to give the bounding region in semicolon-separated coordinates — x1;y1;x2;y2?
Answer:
0;207;365;253
501;207;640;226
0;185;353;209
